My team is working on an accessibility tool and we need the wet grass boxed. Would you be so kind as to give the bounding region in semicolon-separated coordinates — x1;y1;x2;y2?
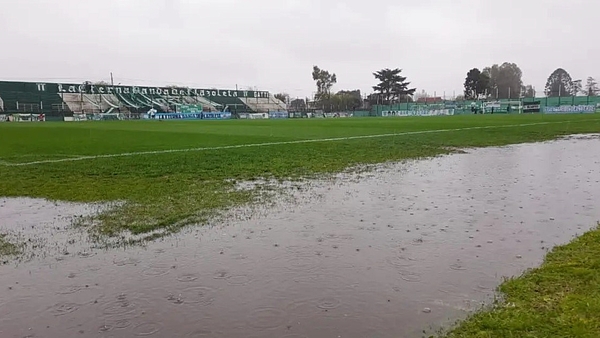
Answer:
1;114;599;240
0;234;20;257
441;223;600;338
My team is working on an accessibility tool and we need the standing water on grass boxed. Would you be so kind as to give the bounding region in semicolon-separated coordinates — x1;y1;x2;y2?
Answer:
1;135;600;338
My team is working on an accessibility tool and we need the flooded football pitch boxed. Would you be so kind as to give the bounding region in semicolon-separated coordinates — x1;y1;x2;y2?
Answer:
1;135;599;338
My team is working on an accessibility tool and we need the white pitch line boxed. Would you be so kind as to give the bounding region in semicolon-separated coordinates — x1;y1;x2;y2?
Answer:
0;119;596;167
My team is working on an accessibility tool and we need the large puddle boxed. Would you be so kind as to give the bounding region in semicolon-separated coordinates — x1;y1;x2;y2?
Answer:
1;135;600;338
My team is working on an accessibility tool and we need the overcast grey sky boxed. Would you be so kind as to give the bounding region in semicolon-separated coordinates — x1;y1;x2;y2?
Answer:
0;0;597;98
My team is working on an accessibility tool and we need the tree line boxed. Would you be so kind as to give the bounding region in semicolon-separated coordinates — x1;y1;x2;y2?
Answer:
273;64;599;111
275;66;416;112
463;63;599;100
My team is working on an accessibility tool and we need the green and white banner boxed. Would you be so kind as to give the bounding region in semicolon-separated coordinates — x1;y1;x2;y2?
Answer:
543;105;596;114
381;109;455;117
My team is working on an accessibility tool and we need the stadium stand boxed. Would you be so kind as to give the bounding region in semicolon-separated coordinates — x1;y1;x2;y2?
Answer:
241;96;287;113
0;82;68;116
0;81;287;118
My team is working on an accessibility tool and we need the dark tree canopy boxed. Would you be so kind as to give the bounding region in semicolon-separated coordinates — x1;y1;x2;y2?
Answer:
483;62;523;99
521;85;536;98
572;80;583;96
464;68;480;99
316;90;363;112
334;90;362;110
372;68;416;104
544;68;573;97
464;68;490;99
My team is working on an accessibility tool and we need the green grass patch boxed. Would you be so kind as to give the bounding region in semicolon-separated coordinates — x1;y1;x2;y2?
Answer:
1;114;599;240
0;234;20;257
441;223;600;338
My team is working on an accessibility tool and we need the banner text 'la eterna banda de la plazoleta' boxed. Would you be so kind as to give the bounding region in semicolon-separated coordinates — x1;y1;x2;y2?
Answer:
23;81;270;99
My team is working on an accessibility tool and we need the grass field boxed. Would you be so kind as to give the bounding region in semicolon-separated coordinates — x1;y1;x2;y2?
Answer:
441;223;600;338
1;114;600;240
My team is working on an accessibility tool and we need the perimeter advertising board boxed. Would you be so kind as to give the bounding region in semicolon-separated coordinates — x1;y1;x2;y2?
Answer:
381;109;455;117
142;112;232;120
523;101;541;113
543;105;596;114
268;111;288;119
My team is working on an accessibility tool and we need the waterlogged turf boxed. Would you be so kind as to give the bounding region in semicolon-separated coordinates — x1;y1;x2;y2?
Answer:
441;223;600;338
0;234;20;257
1;114;599;239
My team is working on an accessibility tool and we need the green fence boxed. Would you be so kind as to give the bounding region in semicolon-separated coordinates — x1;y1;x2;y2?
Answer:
351;110;371;117
371;96;600;116
535;96;600;106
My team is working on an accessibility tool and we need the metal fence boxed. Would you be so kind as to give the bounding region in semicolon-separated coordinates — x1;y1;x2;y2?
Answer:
371;96;600;116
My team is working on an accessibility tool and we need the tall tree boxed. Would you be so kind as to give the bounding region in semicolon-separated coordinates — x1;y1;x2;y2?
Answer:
545;68;574;97
464;68;490;99
585;77;599;96
464;68;480;99
483;62;523;99
521;85;536;98
478;72;491;98
572;80;583;96
312;66;337;102
372;68;416;104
